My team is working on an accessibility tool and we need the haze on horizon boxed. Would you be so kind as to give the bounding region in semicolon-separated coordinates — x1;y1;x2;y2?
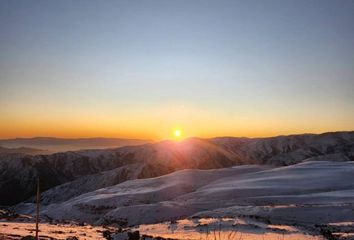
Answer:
1;0;354;140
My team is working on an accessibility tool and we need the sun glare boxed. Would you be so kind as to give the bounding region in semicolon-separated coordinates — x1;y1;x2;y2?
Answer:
174;129;181;138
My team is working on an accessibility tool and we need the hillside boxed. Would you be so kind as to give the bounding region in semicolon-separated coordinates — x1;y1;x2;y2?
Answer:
0;131;353;206
11;161;354;240
34;161;354;227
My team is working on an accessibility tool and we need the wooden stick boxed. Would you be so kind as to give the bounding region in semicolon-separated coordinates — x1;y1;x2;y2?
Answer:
35;176;40;240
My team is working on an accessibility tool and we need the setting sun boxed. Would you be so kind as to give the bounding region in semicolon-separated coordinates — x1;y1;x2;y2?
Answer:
174;129;181;138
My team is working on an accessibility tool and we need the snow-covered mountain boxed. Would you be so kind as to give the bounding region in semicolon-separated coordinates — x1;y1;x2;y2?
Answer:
212;131;354;165
27;160;354;228
1;131;353;206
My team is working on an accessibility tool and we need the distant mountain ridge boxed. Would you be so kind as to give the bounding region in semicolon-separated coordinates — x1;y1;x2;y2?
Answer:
0;146;48;156
0;131;353;206
0;137;152;153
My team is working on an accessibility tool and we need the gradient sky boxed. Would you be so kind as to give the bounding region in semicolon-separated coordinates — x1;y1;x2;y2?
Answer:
1;0;353;140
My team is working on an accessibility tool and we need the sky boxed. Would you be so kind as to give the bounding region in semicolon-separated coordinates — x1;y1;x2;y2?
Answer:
0;0;353;140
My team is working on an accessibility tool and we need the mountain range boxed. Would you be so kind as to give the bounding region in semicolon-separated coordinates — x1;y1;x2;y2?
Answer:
0;137;151;153
0;131;353;206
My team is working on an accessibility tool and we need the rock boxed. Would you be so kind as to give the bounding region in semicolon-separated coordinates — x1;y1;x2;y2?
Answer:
102;229;113;240
128;231;140;240
66;237;79;240
112;232;128;240
21;236;35;240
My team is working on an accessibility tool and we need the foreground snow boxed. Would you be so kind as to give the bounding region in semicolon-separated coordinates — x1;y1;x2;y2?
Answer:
0;221;114;240
0;219;326;240
134;218;324;240
8;161;354;239
36;161;354;228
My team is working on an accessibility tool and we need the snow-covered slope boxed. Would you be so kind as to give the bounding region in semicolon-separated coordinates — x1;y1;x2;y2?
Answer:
212;131;354;165
38;161;354;227
2;131;353;205
31;164;145;205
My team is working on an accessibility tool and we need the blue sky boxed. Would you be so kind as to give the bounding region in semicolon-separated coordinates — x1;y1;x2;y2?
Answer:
0;0;353;139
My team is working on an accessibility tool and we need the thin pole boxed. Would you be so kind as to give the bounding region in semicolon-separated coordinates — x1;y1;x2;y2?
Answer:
35;176;40;240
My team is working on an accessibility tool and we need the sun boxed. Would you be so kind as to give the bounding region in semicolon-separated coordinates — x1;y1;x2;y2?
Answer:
174;129;181;138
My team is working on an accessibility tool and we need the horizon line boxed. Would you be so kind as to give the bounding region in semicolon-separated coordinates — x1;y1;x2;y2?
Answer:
1;130;353;141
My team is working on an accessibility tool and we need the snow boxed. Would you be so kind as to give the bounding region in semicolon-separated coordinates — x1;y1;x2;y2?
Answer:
0;221;113;240
36;161;354;231
134;218;324;240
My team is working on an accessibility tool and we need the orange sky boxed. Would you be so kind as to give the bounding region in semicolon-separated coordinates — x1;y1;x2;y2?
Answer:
1;1;353;140
1;102;353;140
